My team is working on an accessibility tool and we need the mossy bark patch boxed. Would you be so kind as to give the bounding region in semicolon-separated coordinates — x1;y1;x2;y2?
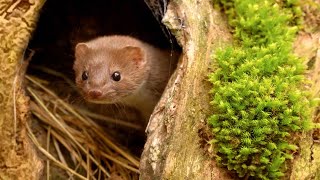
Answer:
207;0;317;178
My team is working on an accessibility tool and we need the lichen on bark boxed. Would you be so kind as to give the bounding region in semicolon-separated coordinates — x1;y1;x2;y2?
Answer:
0;1;45;179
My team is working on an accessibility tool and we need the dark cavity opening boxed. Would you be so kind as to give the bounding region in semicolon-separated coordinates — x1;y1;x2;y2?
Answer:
26;0;180;178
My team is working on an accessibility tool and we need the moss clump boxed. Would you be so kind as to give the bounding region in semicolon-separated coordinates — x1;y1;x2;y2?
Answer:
208;0;313;179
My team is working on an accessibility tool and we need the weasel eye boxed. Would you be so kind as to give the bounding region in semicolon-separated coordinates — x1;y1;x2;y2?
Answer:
111;71;121;81
82;71;88;81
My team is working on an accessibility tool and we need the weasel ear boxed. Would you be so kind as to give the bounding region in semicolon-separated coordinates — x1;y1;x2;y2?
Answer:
122;46;144;63
75;43;89;58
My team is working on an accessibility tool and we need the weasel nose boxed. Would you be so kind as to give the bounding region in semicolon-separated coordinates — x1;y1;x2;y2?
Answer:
88;90;102;98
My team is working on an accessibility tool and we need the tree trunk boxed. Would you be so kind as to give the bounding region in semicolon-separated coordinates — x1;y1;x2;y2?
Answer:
140;1;320;180
0;0;45;179
140;1;234;179
289;32;320;179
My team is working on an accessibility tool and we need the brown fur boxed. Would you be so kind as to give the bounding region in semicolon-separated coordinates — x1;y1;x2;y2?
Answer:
73;35;178;121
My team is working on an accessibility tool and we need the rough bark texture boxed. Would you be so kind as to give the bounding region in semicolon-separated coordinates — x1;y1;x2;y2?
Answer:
290;32;320;179
140;1;234;179
0;0;44;179
140;1;320;180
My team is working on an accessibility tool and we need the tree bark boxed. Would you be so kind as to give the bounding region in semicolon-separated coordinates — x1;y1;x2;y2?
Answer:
290;32;320;179
0;1;45;179
140;1;320;180
140;1;234;179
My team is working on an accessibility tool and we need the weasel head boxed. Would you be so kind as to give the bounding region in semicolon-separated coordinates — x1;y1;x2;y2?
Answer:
73;42;149;104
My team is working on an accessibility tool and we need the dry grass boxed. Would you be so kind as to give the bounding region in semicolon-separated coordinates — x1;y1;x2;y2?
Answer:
26;70;140;180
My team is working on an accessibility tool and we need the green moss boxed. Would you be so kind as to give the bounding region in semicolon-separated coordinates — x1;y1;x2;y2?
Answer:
208;0;314;179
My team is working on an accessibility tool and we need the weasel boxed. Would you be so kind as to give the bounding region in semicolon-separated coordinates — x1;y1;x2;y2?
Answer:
73;35;178;122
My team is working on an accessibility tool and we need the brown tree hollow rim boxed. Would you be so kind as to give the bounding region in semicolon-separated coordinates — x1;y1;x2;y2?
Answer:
140;1;234;179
